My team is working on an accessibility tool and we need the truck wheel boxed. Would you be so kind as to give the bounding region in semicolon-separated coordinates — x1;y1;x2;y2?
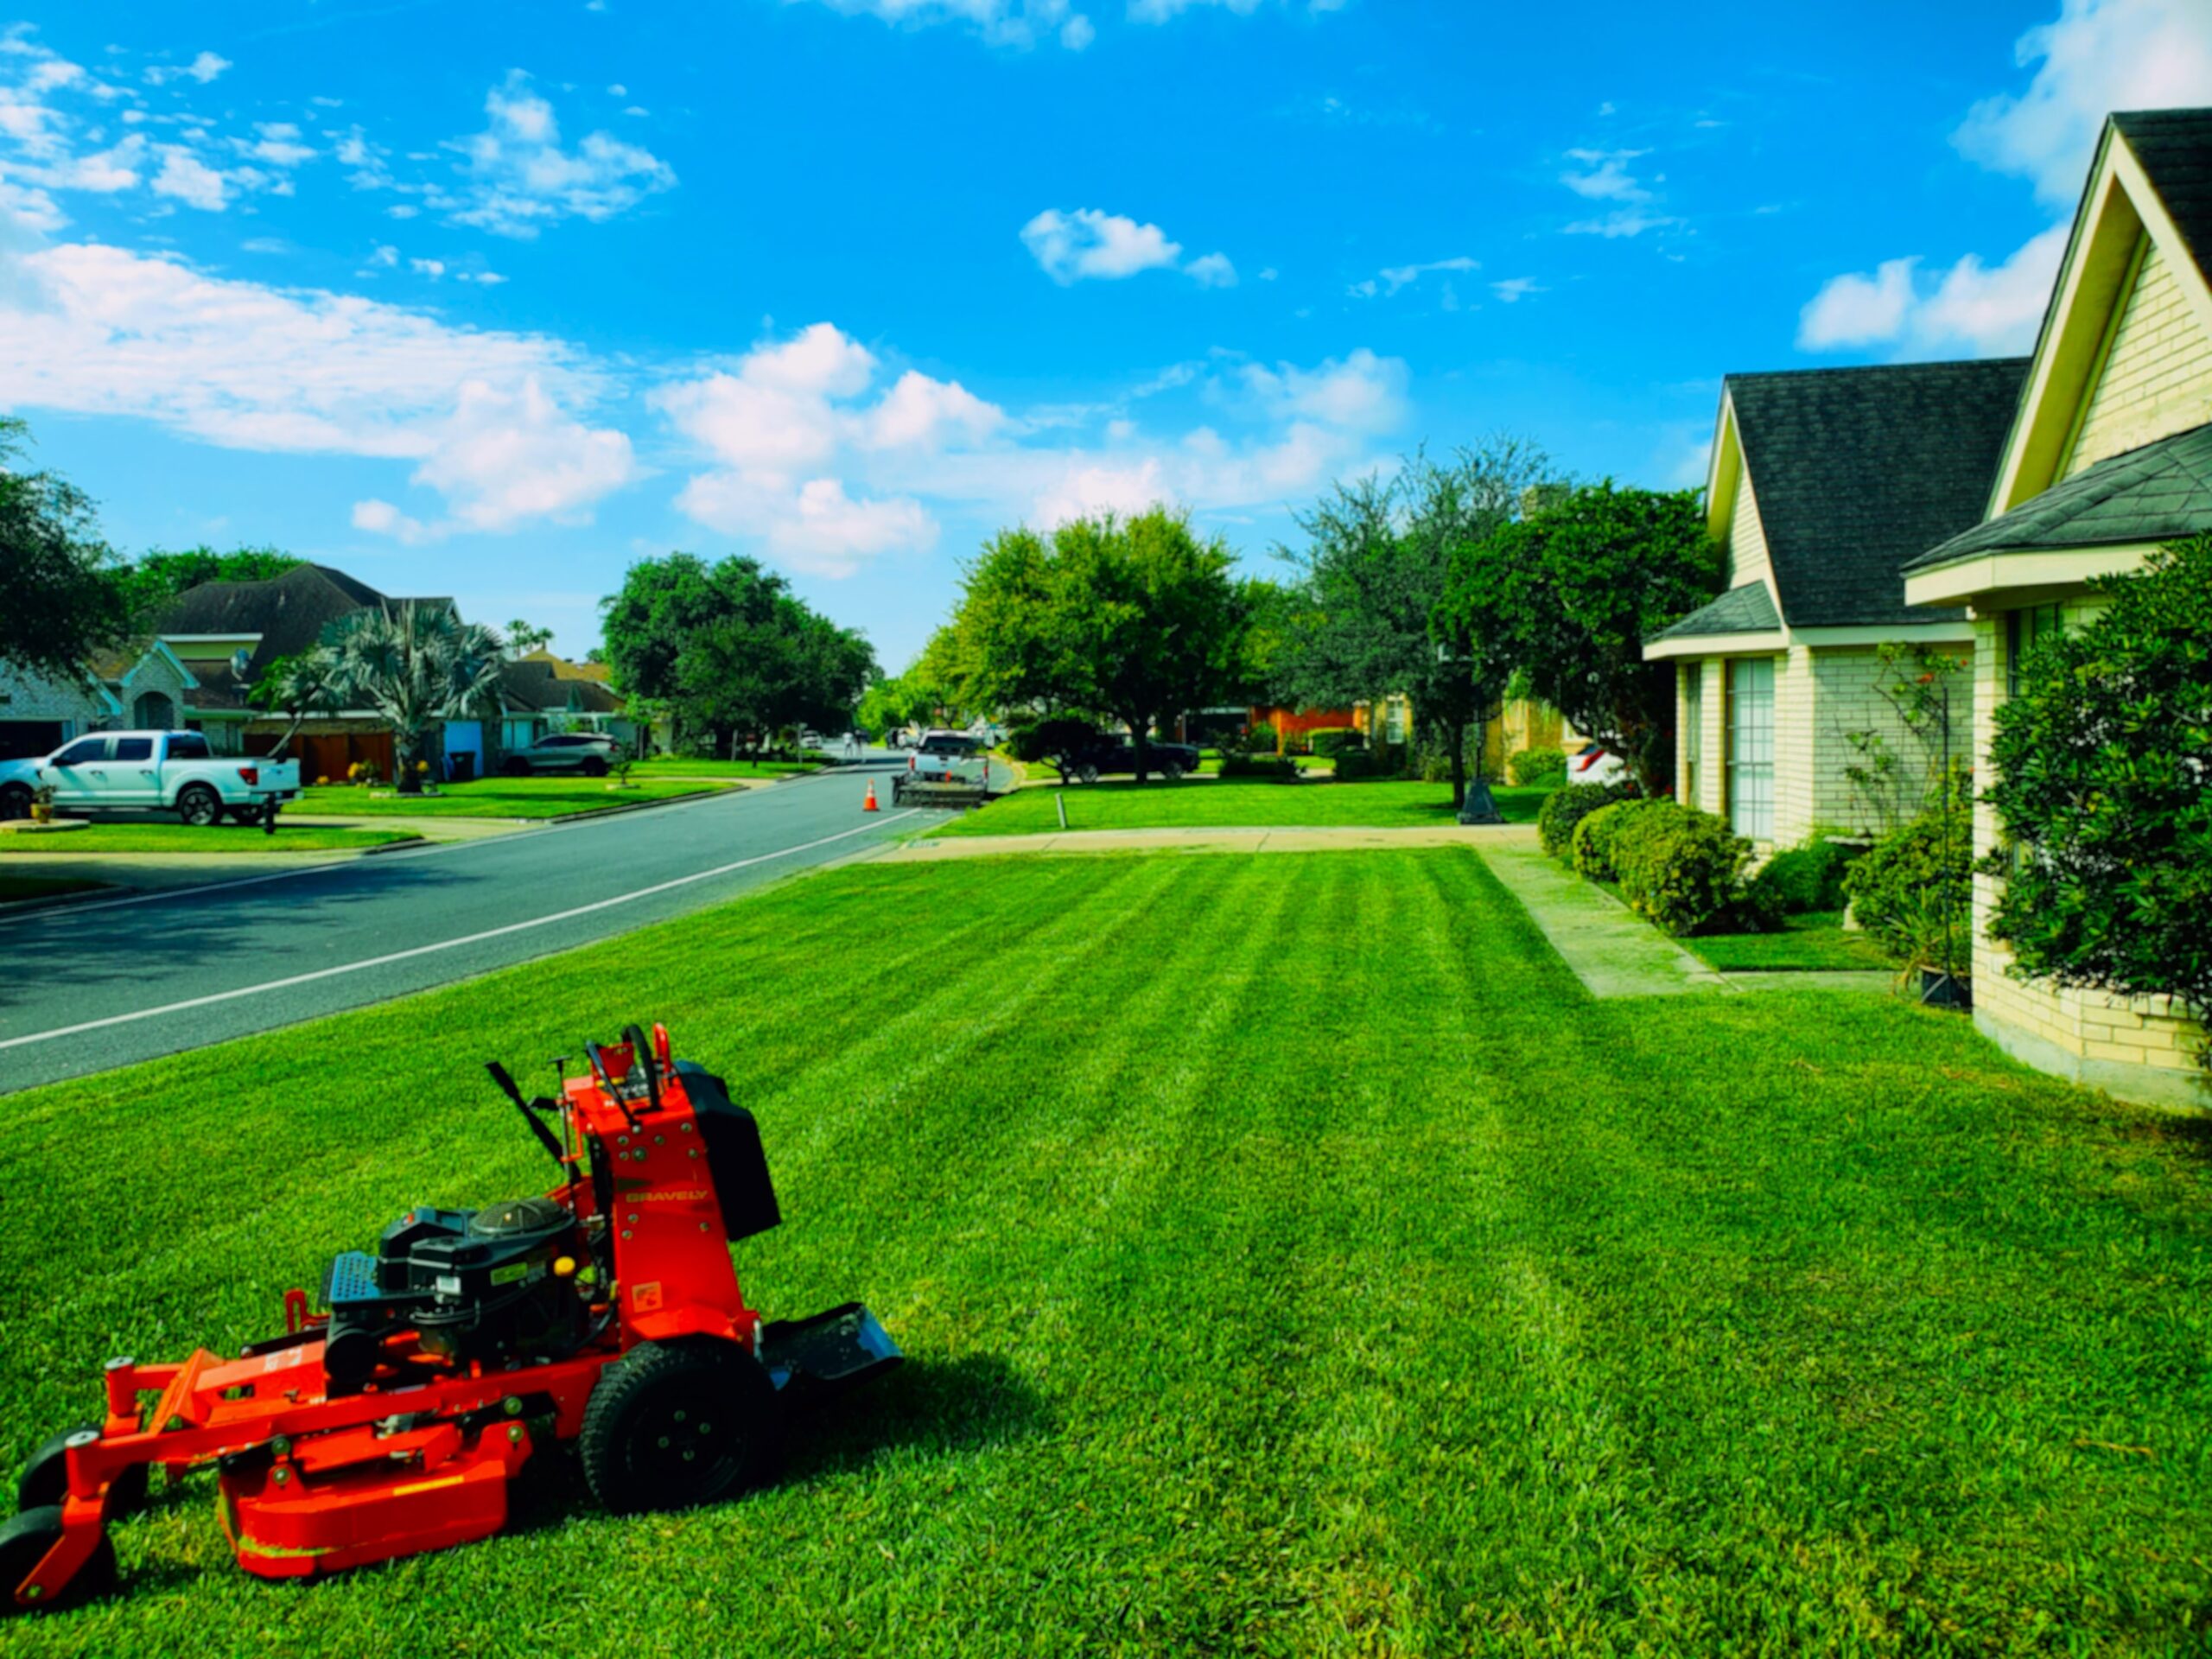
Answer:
175;785;221;828
578;1339;781;1516
502;757;531;779
0;1505;116;1615
0;785;29;822
581;757;607;778
1161;762;1186;782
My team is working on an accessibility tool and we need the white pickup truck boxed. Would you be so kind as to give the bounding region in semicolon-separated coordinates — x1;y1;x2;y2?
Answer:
0;730;302;827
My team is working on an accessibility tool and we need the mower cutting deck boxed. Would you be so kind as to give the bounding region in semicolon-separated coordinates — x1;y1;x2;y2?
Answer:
3;1022;901;1614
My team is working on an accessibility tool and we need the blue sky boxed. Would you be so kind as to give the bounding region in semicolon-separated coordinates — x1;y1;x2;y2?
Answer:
3;0;2209;669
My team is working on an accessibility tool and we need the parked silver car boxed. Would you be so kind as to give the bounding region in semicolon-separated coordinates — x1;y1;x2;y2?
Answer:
500;733;622;777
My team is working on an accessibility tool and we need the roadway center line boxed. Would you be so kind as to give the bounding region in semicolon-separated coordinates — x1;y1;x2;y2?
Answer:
0;810;922;1052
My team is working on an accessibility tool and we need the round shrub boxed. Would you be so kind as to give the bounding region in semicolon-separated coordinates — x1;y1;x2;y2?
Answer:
1572;798;1681;883
1247;721;1277;753
1509;746;1567;787
1332;750;1383;782
1749;836;1860;916
1218;753;1298;781
1614;808;1756;937
1538;780;1637;859
1843;776;1972;974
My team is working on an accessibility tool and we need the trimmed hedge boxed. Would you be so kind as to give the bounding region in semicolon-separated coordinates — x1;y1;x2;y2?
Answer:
1508;746;1567;788
1331;751;1386;782
1571;798;1680;884
1538;780;1637;858
1218;753;1299;781
1569;796;1760;935
1749;836;1860;917
1309;727;1363;757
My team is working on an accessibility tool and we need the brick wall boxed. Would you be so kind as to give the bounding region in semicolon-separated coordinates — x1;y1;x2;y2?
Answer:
1808;643;1974;836
0;663;107;729
2065;237;2212;476
1970;607;2205;1107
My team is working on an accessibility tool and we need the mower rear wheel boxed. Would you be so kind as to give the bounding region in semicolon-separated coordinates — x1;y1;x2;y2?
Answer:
16;1427;148;1518
0;1505;116;1615
579;1339;781;1516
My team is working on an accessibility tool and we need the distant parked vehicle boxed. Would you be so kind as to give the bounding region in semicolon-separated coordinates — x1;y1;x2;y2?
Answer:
0;730;302;826
1566;743;1628;786
912;729;982;762
1063;734;1201;784
501;732;622;778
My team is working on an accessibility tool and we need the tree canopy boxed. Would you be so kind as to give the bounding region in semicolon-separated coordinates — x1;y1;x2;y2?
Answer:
1444;481;1720;793
322;603;505;793
113;545;304;622
1274;441;1554;806
947;507;1244;779
601;553;876;755
0;416;130;679
1984;534;2212;1067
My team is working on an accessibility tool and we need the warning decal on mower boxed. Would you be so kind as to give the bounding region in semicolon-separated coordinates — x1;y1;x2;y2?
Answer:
632;1281;664;1313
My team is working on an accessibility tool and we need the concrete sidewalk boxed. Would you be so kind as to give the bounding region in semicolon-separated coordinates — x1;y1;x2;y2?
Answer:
876;823;1539;861
1471;845;1735;999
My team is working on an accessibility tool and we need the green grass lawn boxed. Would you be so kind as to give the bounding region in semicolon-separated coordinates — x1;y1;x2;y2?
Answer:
3;849;2207;1655
294;778;734;819
1688;909;1897;972
626;756;817;779
0;871;110;902
0;823;416;854
941;777;1552;836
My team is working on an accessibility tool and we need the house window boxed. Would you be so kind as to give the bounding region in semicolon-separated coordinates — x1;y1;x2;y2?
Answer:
2005;603;2063;699
1384;696;1407;745
1682;669;1703;807
1726;657;1775;842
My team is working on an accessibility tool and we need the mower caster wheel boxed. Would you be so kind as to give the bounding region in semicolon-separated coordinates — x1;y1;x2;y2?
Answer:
17;1427;147;1519
580;1338;782;1516
0;1505;116;1615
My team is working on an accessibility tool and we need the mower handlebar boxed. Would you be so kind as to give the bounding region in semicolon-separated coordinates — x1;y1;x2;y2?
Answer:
620;1023;662;1116
486;1060;566;1170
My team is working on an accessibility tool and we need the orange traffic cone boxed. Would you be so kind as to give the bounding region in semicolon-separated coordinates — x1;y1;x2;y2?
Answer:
863;780;880;812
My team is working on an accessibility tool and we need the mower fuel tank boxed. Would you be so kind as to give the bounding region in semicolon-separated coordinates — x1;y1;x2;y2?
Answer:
673;1062;780;1241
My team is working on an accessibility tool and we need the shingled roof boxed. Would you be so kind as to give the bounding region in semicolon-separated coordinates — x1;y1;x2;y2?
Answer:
1722;358;2030;628
154;564;454;690
1908;418;2212;569
2113;109;2212;289
1649;582;1781;644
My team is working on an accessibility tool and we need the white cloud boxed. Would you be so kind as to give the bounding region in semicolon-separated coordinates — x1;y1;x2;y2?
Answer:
1563;209;1681;238
350;71;677;237
781;0;1090;49
1797;226;2070;358
1020;207;1235;287
861;369;1004;449
1127;0;1338;19
1239;347;1407;432
1060;14;1096;47
0;240;635;534
1491;276;1542;303
143;50;230;87
150;145;228;210
1797;0;2211;362
410;257;446;277
1954;0;2212;206
1351;254;1477;299
245;121;315;167
1560;147;1649;201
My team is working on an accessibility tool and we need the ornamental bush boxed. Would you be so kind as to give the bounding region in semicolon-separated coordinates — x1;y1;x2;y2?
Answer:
1538;780;1636;859
1613;807;1758;937
1332;750;1384;782
1309;727;1363;757
1749;834;1860;916
1571;798;1680;884
1509;746;1567;787
1842;771;1972;975
1218;753;1299;780
1983;534;2212;1060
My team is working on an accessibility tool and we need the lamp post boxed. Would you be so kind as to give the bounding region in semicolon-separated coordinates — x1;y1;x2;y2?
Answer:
1436;637;1504;826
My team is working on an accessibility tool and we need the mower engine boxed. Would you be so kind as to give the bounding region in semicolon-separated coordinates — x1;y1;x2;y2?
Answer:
3;1021;902;1616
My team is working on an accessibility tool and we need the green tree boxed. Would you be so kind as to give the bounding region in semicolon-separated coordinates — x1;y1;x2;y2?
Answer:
0;417;130;678
950;508;1243;782
1983;534;2212;1067
116;545;303;620
322;604;505;794
1277;441;1554;808
601;554;874;756
246;652;346;760
505;618;555;658
1449;481;1720;795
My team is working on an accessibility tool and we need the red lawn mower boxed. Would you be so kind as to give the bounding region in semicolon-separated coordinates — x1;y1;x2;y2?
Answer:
3;1022;900;1614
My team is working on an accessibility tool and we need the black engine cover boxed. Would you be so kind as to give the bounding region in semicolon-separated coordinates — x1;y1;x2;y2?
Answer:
676;1062;781;1242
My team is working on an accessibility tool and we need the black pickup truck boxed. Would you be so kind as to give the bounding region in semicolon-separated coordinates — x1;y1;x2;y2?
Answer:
1064;736;1202;783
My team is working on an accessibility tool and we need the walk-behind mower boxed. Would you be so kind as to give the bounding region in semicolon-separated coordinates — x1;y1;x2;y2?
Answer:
3;1022;900;1614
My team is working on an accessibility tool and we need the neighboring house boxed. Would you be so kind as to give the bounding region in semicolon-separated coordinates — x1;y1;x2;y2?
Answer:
152;563;455;779
1643;358;2028;847
1900;108;2212;1108
0;639;200;760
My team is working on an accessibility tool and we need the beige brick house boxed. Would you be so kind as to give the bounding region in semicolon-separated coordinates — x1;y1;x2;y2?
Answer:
1902;109;2212;1109
1643;359;2026;848
0;639;199;761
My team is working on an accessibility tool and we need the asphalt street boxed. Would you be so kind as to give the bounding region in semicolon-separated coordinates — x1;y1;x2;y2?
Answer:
0;759;928;1093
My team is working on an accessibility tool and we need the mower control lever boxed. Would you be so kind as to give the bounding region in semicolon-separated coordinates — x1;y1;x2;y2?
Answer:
486;1061;567;1169
582;1043;644;1131
620;1023;663;1116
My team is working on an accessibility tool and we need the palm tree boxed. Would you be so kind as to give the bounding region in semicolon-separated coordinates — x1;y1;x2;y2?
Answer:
322;602;505;794
248;652;346;760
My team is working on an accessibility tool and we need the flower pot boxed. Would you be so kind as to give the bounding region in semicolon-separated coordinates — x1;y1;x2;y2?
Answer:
29;804;51;824
1918;968;1972;1010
